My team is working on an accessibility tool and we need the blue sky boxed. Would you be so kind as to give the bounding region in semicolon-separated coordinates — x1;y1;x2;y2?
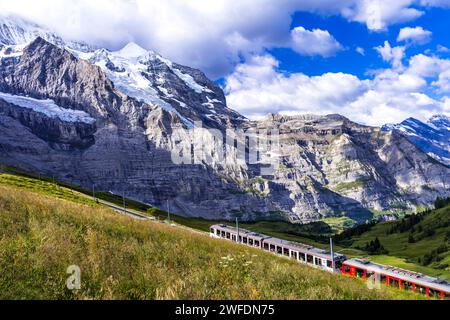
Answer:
272;8;450;79
2;0;450;125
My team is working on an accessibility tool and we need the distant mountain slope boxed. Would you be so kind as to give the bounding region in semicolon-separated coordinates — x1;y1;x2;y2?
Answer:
382;115;450;167
0;15;93;51
0;16;449;225
338;202;450;279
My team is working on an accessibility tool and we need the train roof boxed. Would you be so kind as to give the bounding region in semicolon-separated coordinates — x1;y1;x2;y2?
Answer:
345;258;450;293
211;224;345;261
212;224;269;240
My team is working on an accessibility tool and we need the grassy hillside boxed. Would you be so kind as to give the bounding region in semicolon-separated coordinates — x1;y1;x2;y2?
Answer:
0;184;417;300
0;168;447;295
337;205;450;280
0;166;154;213
0;168;335;245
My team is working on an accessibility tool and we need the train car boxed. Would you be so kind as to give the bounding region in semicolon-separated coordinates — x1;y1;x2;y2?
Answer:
342;258;450;299
210;224;346;272
210;224;450;299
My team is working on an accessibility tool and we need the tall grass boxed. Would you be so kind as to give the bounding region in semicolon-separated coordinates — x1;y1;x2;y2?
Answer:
0;185;415;300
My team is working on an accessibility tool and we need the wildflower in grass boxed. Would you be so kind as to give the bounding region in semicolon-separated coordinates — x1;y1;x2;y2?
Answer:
221;255;235;262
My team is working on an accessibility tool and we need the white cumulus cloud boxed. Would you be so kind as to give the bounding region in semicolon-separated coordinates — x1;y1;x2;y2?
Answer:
341;0;424;31
375;41;406;70
225;53;450;126
397;26;432;44
437;45;450;53
356;47;366;55
290;27;342;57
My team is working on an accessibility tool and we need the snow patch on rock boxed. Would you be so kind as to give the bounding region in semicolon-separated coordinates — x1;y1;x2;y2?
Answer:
0;92;96;124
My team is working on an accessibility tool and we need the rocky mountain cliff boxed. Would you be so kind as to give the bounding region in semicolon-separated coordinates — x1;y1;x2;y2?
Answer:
0;16;449;225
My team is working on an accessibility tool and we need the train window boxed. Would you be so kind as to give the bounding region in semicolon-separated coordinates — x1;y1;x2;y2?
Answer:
277;247;283;255
327;260;332;268
307;255;314;264
343;265;351;273
356;268;365;278
243;237;248;244
415;284;426;295
255;241;260;247
283;248;289;257
263;243;269;251
299;253;306;262
249;238;254;246
402;281;413;291
389;277;399;287
226;233;231;239
232;235;236;241
270;244;275;252
292;252;298;260
210;228;215;234
428;288;441;299
216;229;220;236
221;231;225;237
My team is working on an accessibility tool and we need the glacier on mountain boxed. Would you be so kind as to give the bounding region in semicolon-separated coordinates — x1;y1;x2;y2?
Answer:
71;42;213;104
0;92;96;124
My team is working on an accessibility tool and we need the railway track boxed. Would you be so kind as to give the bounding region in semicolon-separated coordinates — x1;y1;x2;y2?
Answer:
97;200;152;220
96;199;206;236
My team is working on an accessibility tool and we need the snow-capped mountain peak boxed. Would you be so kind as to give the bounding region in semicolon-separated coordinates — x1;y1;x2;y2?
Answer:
428;114;450;131
382;115;450;167
70;42;241;128
116;42;150;59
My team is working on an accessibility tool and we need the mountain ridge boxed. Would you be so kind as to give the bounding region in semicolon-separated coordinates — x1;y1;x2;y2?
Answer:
0;17;449;225
382;114;450;167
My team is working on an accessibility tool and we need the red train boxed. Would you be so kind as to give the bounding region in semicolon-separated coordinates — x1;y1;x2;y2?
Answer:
210;224;450;299
342;258;450;299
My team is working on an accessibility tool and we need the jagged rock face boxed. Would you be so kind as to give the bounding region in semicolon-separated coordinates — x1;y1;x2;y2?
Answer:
237;115;450;222
0;23;449;224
